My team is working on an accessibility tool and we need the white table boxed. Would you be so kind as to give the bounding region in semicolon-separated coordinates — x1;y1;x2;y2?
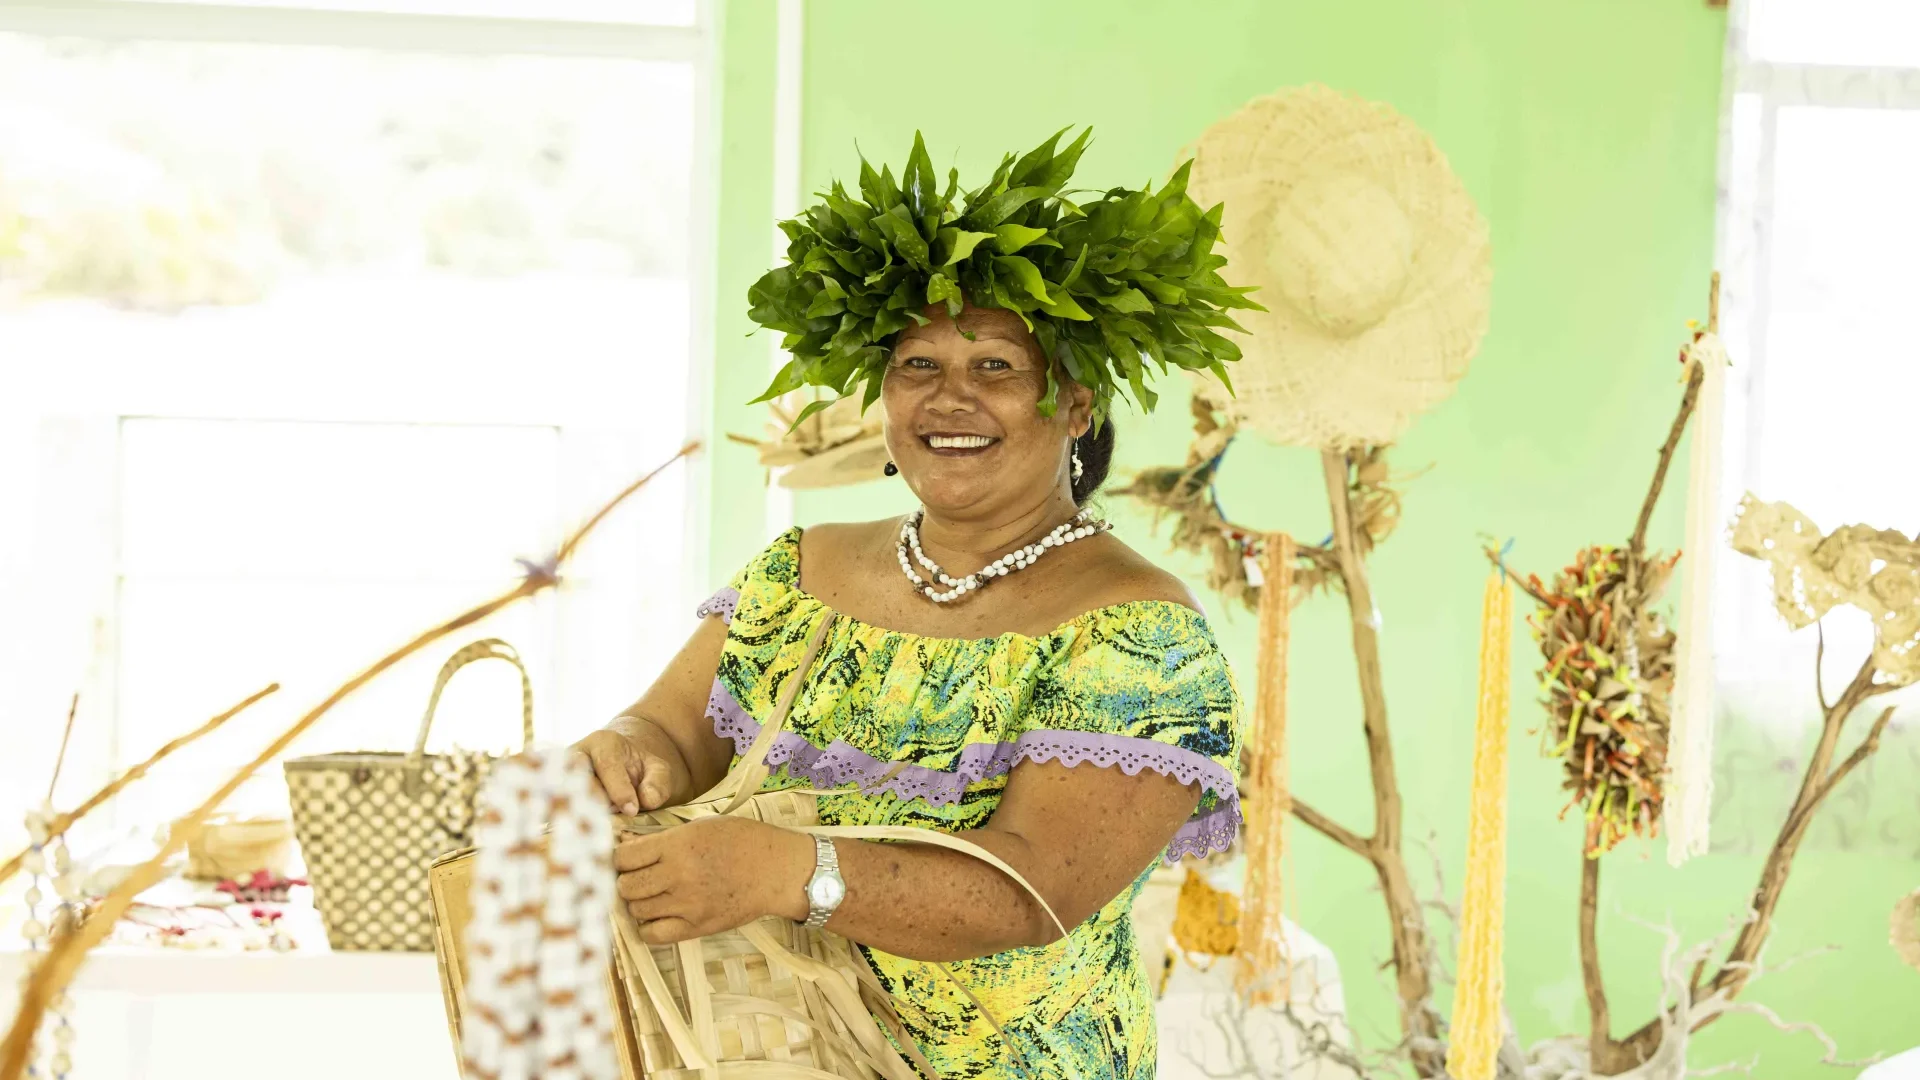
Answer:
1;902;458;1080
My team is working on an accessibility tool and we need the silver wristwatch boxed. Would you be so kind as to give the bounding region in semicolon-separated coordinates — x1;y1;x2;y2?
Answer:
801;835;846;929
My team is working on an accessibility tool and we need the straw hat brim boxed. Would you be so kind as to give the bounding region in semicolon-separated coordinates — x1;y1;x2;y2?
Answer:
1183;84;1491;449
777;433;892;490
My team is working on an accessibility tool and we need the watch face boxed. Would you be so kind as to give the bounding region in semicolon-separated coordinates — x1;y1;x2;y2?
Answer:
808;871;846;909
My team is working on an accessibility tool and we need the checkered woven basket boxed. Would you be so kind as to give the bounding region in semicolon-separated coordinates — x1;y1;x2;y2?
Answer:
287;638;533;952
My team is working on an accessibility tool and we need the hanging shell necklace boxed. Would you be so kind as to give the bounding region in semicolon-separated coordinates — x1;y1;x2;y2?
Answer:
898;508;1111;603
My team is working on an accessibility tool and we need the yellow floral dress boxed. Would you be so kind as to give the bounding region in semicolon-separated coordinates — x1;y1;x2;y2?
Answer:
698;530;1242;1079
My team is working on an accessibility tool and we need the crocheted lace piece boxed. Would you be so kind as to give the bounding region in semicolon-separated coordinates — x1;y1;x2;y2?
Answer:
694;587;740;624
707;679;1240;863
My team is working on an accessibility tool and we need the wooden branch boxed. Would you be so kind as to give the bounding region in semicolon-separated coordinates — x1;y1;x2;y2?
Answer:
1290;797;1372;859
1607;654;1895;1065
1814;704;1898;804
1480;546;1551;606
0;442;697;1080
1628;360;1704;558
1815;622;1829;714
0;684;279;891
47;694;79;803
1580;854;1617;1066
1629;273;1717;557
1318;449;1444;1075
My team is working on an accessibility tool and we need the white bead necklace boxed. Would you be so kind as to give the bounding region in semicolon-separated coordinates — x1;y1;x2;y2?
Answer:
898;509;1110;604
463;748;618;1080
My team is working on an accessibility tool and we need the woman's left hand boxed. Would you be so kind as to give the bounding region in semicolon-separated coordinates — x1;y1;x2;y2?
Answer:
614;816;813;944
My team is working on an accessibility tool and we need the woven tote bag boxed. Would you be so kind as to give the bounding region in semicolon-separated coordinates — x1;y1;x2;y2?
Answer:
430;615;1063;1080
288;638;534;951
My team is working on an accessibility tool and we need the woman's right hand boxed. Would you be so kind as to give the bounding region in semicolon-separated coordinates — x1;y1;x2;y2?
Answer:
571;717;695;815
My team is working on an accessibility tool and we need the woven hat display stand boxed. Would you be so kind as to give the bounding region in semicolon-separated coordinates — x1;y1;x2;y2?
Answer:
432;615;1064;1080
287;638;533;951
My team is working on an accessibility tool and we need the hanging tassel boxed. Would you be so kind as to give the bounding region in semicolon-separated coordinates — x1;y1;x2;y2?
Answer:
1235;532;1294;1005
1447;568;1512;1080
1667;320;1728;867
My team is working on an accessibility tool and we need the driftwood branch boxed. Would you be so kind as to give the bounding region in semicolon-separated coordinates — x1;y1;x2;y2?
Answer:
1317;448;1445;1076
1290;797;1372;860
1580;853;1611;1058
1814;622;1829;713
0;442;698;1080
1629;355;1705;559
0;684;280;891
1600;652;1898;1068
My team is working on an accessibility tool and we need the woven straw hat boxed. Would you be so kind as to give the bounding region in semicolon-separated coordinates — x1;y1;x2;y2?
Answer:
1182;84;1492;448
1896;889;1920;974
733;394;890;490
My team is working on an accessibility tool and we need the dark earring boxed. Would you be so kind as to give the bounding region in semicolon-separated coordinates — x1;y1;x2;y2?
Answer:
883;461;898;477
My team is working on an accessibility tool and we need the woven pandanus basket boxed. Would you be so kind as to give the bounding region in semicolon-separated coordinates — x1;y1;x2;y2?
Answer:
431;615;1054;1080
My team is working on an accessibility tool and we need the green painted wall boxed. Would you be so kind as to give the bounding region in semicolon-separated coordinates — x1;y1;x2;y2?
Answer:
709;0;1919;1072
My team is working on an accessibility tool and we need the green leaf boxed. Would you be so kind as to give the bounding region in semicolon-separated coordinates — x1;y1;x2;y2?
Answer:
992;255;1052;304
992;223;1050;254
1009;127;1070;188
1060;243;1091;290
1029;127;1093;190
967;186;1051;229
936;227;995;267
787;398;835;432
804;289;846;319
925;271;960;307
1038;290;1092;320
1101;287;1154;314
861;371;885;411
751;357;808;403
903;132;938;220
875;206;931;268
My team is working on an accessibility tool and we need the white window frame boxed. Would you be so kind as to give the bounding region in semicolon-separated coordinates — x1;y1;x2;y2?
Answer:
1711;0;1920;680
0;0;722;832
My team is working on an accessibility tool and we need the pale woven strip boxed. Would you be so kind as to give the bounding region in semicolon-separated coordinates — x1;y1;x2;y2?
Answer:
1235;533;1294;1005
1667;335;1728;866
1446;570;1511;1080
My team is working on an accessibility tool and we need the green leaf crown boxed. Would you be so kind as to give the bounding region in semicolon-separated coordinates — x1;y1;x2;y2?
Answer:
746;128;1262;428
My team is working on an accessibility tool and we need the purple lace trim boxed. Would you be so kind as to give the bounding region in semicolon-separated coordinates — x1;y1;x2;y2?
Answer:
695;587;739;623
707;680;1240;863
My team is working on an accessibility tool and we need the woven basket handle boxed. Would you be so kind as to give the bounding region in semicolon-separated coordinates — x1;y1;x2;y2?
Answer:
705;613;839;816
406;638;534;770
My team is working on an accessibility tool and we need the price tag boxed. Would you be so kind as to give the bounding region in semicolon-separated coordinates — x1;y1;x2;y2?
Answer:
1243;553;1265;589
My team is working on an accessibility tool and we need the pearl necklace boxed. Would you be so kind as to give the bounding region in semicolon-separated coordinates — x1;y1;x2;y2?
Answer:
898;509;1111;603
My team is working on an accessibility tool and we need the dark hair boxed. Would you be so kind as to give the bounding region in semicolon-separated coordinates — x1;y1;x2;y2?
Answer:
1071;419;1116;505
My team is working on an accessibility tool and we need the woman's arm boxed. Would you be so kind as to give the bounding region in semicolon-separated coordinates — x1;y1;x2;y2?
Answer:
615;758;1201;959
573;614;733;813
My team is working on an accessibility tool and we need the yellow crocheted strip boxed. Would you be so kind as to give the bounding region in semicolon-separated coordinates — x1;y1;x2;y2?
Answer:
1447;569;1511;1080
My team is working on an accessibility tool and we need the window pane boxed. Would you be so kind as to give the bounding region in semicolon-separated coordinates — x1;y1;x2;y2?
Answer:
0;32;699;852
1748;0;1920;68
1758;106;1920;533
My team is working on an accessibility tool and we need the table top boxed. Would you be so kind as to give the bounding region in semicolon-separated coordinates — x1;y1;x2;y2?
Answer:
0;881;442;996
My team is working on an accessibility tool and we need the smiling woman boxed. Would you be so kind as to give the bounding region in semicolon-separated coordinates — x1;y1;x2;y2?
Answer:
570;131;1252;1079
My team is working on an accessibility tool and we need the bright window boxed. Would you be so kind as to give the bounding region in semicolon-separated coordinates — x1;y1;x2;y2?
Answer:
1708;0;1919;852
0;4;708;853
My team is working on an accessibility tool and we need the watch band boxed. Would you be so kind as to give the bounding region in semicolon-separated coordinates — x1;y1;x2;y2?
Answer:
802;834;844;929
